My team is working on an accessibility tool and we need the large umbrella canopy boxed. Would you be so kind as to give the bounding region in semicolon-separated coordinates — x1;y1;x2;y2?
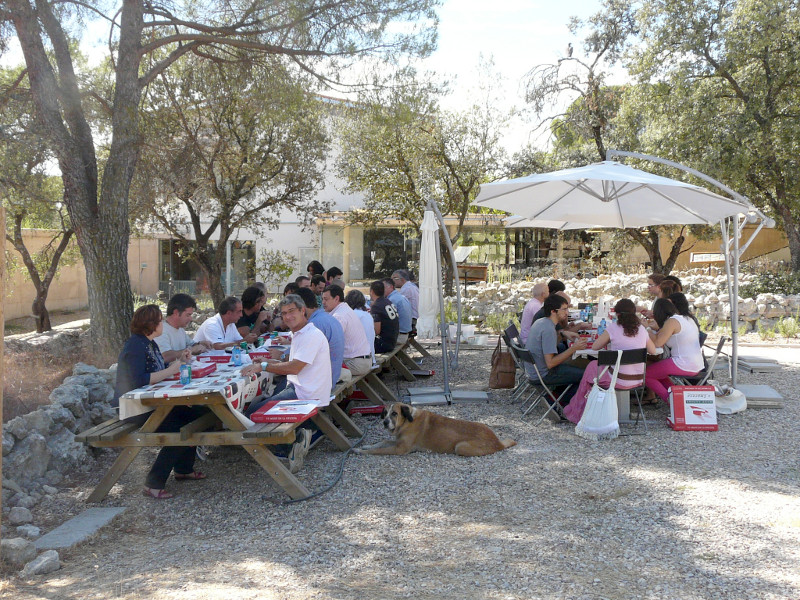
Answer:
504;216;599;230
476;161;755;228
416;209;441;339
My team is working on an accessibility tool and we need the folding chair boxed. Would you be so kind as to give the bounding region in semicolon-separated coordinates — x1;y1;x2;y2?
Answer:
505;323;522;347
501;331;530;402
515;347;573;424
672;336;729;386
597;348;649;434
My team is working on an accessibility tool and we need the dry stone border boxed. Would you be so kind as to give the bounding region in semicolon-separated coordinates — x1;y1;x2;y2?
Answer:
456;269;800;330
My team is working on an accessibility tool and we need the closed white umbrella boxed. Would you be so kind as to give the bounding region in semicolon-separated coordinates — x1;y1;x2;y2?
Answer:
416;209;440;339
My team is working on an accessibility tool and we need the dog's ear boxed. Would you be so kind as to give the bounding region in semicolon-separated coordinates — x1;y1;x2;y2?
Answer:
380;408;388;420
401;404;414;422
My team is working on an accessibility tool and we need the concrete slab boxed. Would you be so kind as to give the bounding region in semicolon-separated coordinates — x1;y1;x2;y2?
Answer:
738;355;778;363
35;507;126;550
407;386;445;395
736;384;784;402
406;394;449;406
738;361;781;373
450;390;489;402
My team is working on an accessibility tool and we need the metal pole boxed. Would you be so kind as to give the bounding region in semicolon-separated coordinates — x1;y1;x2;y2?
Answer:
731;217;741;386
428;200;462;369
433;217;451;398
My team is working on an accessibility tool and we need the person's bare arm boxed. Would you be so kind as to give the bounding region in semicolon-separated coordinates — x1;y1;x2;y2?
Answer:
591;330;611;351
652;319;680;348
148;360;182;384
544;338;587;369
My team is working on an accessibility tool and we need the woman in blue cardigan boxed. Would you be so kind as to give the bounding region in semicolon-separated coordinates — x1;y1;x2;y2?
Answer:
113;304;204;499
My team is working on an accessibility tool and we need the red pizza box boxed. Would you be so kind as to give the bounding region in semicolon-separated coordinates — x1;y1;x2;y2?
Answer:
668;385;718;431
167;361;217;380
248;350;271;360
250;400;319;423
198;350;234;363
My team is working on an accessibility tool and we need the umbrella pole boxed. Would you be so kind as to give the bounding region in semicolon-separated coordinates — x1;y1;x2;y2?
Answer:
433;215;452;399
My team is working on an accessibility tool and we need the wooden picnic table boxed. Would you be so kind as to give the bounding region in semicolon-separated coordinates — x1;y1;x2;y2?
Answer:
76;361;353;502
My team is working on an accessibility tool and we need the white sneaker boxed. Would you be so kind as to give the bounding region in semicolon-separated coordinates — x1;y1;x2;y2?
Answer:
288;429;312;474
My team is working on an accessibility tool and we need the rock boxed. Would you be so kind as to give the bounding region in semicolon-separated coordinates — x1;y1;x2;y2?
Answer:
42;485;58;495
2;432;14;456
22;550;61;576
44;471;64;486
49;385;89;417
16;525;41;540
8;507;34;526
73;362;99;376
4;433;51;485
23;410;55;437
43;404;77;433
1;537;37;567
13;495;37;509
5;416;28;441
2;477;24;495
47;428;90;472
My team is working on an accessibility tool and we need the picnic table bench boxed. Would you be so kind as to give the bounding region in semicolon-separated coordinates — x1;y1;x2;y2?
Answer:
76;337;430;502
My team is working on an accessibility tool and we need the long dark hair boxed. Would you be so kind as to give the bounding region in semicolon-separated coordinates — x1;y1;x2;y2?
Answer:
668;292;700;328
653;298;678;329
614;298;640;337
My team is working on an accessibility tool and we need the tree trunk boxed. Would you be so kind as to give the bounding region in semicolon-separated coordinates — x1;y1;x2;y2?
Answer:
32;292;51;333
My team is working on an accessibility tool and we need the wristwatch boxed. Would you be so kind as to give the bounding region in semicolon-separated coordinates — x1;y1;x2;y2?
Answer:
261;361;268;373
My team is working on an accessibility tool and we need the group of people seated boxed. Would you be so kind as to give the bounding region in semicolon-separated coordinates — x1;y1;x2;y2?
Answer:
521;274;705;423
111;262;422;498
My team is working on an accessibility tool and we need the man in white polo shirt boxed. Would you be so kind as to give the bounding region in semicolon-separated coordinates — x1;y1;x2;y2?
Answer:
194;296;257;350
322;285;372;377
243;294;331;472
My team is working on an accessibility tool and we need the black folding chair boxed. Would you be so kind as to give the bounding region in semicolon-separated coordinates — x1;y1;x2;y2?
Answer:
515;347;573;424
597;348;649;434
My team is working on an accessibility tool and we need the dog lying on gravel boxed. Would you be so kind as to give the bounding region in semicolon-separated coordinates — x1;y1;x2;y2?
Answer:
355;403;516;456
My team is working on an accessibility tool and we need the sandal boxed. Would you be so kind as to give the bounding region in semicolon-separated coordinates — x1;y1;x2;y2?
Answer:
142;487;173;499
174;471;207;481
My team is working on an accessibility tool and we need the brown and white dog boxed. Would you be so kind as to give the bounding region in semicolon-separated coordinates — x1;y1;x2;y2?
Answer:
356;403;516;457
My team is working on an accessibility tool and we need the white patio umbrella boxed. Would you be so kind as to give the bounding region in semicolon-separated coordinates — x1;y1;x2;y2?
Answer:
416;209;441;339
478;161;753;228
477;157;770;388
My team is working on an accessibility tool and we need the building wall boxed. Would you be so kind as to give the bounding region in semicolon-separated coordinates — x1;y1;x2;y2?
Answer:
4;230;161;322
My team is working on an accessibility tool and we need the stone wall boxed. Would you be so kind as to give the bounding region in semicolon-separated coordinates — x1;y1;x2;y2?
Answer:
456;271;800;331
2;363;117;518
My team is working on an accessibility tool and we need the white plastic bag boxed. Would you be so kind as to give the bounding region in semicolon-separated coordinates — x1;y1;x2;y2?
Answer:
576;351;622;441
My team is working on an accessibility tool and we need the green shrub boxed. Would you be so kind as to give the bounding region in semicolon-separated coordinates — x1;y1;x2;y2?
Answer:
483;312;519;334
757;320;776;341
739;268;800;298
775;316;800;339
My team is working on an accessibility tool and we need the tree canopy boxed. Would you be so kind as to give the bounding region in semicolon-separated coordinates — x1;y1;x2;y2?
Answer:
1;0;440;354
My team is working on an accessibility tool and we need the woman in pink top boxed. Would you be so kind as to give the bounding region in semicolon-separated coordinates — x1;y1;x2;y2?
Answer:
564;299;656;424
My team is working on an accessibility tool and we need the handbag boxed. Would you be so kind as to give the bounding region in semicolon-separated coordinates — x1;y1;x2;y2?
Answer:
575;350;622;441
489;336;517;389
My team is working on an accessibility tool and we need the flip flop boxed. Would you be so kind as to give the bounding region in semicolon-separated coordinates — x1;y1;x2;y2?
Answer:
142;487;173;499
174;471;207;481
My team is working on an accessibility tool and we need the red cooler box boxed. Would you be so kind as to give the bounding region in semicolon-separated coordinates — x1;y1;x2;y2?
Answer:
668;385;718;431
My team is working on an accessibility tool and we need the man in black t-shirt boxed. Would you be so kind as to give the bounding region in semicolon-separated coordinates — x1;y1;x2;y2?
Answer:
369;280;399;353
236;286;269;338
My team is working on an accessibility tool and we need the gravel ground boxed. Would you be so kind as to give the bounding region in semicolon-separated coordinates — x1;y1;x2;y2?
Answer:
2;339;799;600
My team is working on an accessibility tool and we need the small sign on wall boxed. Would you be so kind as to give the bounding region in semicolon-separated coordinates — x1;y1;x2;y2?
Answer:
690;252;725;263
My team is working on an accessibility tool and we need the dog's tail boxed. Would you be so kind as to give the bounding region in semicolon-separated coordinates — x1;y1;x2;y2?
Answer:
500;438;517;449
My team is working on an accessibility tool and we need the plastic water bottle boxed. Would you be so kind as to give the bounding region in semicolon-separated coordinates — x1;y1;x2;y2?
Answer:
232;346;242;366
597;318;607;336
